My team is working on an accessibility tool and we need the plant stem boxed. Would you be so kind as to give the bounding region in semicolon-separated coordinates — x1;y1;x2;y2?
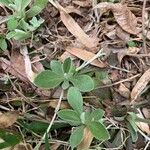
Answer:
33;89;64;150
76;49;105;72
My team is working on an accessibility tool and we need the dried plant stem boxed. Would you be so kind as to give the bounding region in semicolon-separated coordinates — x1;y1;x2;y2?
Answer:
76;49;105;71
142;0;148;62
34;90;64;150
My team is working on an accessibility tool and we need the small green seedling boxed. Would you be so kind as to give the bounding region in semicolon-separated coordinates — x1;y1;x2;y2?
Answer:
34;57;94;92
0;35;7;51
126;112;139;142
0;0;48;40
57;87;110;149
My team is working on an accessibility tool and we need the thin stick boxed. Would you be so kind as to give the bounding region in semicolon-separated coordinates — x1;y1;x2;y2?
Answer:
76;49;105;71
34;90;64;150
142;0;148;62
96;73;141;89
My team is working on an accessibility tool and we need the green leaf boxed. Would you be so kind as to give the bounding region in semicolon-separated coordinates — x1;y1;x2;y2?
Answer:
50;60;64;76
127;41;136;47
29;17;44;29
69;126;84;149
58;109;81;125
89;109;104;121
127;122;138;142
19;19;31;31
67;87;83;113
0;0;12;8
6;31;16;39
7;17;18;31
63;57;72;73
26;0;48;18
62;81;69;90
0;38;7;51
13;29;31;40
34;70;64;89
45;132;51;150
71;75;94;92
95;71;108;81
0;130;20;149
21;0;31;10
87;121;110;140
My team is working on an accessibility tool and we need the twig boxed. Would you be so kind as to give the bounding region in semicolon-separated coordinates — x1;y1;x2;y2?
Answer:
96;73;141;89
144;141;150;150
142;0;148;62
34;89;64;150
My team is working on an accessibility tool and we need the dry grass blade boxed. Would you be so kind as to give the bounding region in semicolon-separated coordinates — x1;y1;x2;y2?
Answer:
95;2;139;34
56;2;98;49
66;47;106;68
131;68;150;101
0;111;19;128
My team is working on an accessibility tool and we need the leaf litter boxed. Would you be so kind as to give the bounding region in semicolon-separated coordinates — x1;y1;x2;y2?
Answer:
0;0;150;149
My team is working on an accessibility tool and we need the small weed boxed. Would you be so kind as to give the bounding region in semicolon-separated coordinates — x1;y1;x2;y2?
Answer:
0;0;48;41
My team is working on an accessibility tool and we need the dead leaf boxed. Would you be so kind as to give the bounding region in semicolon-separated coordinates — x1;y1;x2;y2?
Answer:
131;68;150;101
20;47;36;83
72;0;91;7
95;2;140;34
66;47;107;68
56;2;99;49
77;127;93;150
118;83;130;99
136;109;150;135
116;26;130;41
12;143;33;150
0;111;19;128
49;100;70;109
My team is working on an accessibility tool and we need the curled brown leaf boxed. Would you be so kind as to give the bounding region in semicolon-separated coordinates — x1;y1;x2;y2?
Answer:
131;68;150;101
95;2;140;34
56;3;99;49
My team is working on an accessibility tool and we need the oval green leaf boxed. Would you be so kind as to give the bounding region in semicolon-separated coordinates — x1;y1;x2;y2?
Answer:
34;70;64;88
71;75;94;92
69;126;84;149
67;87;83;113
50;60;64;75
88;121;110;140
57;109;81;125
63;57;72;73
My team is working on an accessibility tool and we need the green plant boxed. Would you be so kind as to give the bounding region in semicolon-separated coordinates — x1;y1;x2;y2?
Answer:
0;0;48;40
0;130;21;149
34;57;94;92
0;35;7;51
57;87;110;149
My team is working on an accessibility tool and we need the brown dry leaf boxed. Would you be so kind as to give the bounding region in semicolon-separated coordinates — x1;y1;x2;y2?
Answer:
118;83;130;99
20;47;36;83
95;2;139;34
66;47;107;68
0;51;28;82
56;3;98;49
131;68;150;101
12;143;33;150
49;100;70;109
136;110;150;135
0;111;19;128
77;127;93;150
72;0;91;7
116;26;130;41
